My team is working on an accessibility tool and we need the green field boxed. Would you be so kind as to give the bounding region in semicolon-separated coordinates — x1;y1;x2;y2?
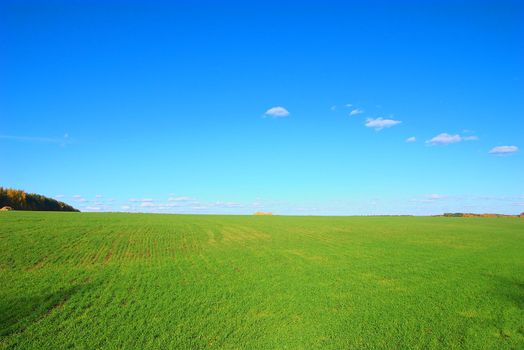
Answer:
1;212;523;349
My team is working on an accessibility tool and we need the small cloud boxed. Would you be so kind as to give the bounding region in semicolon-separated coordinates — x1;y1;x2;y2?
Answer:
73;195;87;203
95;194;103;198
409;198;433;203
330;105;337;111
85;206;101;211
426;133;462;145
428;194;447;200
410;194;448;203
0;134;72;146
190;205;209;210
406;136;416;143
349;108;364;116
365;117;401;130
489;145;518;155
141;198;154;202
264;106;290;118
140;202;155;207
463;136;479;141
55;194;65;199
128;198;140;202
121;205;131;210
211;201;244;208
168;196;193;202
345;104;353;107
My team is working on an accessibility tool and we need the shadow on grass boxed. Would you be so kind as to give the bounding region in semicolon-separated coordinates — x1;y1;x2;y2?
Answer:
0;281;95;337
491;275;524;310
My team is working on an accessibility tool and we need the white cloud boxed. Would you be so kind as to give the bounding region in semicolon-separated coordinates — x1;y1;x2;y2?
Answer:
345;104;353;107
73;195;87;203
406;136;416;143
128;198;140;202
409;198;433;203
409;194;448;203
121;205;131;210
190;205;209;210
330;105;337;111
0;134;71;146
264;106;290;118
365;117;401;130
428;194;447;200
140;202;155;207
210;201;243;208
85;206;101;211
349;108;364;116
141;198;154;202
168;196;192;202
426;133;462;145
489;145;518;155
55;194;65;198
463;136;479;141
95;194;103;198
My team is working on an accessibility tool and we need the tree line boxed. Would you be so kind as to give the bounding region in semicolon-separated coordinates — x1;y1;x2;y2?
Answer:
0;187;79;212
443;212;523;218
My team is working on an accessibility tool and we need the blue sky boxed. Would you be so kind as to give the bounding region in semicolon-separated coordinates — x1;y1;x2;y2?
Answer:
1;0;523;215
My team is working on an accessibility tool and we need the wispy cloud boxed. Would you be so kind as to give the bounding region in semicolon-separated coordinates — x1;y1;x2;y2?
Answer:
168;196;193;202
0;133;71;146
84;206;101;211
264;106;290;118
410;194;448;203
365;117;401;130
72;195;87;203
406;136;416;143
349;108;364;116
489;145;518;155
119;194;253;213
344;103;364;116
210;201;244;208
128;198;153;203
426;133;462;145
428;194;447;200
426;132;479;145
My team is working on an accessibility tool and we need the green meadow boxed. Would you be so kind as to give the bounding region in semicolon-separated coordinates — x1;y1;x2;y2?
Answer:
1;212;523;349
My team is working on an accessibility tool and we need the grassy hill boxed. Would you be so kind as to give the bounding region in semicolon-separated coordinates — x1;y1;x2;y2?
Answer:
1;212;523;349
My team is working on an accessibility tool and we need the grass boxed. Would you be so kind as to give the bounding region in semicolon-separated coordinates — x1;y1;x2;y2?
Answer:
1;212;523;349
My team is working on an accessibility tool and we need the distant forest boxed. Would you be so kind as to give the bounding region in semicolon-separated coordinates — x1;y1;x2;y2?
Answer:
0;187;79;212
